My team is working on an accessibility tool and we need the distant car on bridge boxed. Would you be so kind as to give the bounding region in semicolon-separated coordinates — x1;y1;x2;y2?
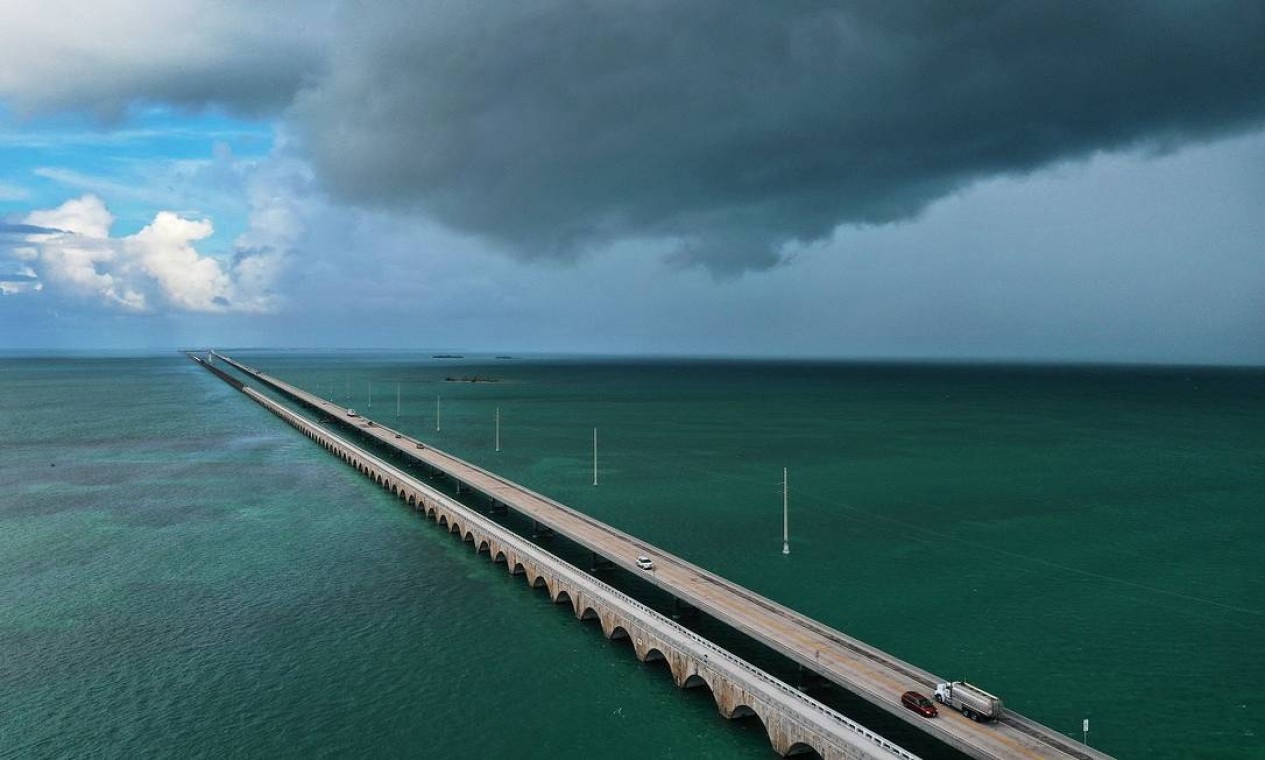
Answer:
901;690;937;718
636;555;654;570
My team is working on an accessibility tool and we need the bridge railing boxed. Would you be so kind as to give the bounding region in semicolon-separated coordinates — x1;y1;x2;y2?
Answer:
206;352;1117;760
239;384;920;760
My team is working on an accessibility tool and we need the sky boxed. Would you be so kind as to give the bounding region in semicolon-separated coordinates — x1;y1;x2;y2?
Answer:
1;1;1263;363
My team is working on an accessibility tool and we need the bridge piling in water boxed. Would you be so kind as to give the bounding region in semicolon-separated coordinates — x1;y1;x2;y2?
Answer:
192;352;1116;760
191;352;927;760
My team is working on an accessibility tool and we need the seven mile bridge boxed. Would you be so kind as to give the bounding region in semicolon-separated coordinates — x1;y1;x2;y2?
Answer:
200;351;1113;760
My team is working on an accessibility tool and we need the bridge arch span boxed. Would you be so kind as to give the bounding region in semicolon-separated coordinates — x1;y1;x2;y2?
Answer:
681;671;711;690
489;541;511;564
784;738;824;753
200;366;937;760
637;643;668;664
595;609;621;636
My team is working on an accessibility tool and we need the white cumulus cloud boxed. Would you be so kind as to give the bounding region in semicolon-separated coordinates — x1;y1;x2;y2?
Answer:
16;194;284;313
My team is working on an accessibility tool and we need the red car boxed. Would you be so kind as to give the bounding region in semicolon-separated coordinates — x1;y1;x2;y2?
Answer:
901;690;938;718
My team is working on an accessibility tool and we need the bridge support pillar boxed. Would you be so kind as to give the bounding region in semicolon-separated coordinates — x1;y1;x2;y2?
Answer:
796;665;831;693
672;599;703;617
672;598;699;621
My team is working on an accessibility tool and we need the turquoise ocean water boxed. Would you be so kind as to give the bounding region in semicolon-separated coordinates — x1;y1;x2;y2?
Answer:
2;352;1263;759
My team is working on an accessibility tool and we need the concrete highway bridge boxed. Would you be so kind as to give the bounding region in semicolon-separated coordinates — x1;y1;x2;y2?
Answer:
197;352;1114;760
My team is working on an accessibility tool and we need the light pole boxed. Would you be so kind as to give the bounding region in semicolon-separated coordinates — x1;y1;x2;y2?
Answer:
782;466;790;555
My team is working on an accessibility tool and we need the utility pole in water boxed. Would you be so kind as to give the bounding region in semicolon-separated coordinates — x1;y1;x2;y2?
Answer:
782;467;790;555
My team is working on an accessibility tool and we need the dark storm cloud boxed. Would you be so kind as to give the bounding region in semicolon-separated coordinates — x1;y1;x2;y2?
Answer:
1;1;331;118
295;0;1265;274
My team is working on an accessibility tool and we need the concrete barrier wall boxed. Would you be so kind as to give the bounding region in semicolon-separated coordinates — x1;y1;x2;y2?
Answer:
237;384;917;760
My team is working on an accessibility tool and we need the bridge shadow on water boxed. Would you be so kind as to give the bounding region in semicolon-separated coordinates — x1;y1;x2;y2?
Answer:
220;360;970;760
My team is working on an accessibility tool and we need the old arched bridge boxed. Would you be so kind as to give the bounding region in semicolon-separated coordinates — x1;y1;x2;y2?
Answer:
196;352;1113;760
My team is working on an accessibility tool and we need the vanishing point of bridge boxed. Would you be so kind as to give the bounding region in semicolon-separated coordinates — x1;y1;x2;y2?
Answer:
194;352;1113;760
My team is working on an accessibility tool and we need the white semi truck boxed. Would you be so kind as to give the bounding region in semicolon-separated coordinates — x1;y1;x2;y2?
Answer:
934;681;1004;722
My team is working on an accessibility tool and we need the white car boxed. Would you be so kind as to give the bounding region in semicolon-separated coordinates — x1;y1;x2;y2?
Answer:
346;409;358;417
635;555;654;570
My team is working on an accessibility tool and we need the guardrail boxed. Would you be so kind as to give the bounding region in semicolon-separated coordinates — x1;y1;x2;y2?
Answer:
205;351;1115;760
238;383;919;760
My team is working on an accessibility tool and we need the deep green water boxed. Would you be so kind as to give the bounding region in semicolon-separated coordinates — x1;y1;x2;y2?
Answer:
2;353;1263;759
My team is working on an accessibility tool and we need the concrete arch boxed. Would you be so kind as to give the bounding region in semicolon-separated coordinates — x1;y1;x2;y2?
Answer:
718;706;790;760
682;672;711;690
730;704;759;719
488;542;508;562
783;741;824;758
596;610;625;639
552;587;572;605
578;606;600;622
437;514;449;528
477;539;491;554
710;685;785;760
608;625;631;641
639;646;667;664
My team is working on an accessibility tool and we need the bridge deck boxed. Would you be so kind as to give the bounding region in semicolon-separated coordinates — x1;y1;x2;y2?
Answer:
212;352;1112;760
